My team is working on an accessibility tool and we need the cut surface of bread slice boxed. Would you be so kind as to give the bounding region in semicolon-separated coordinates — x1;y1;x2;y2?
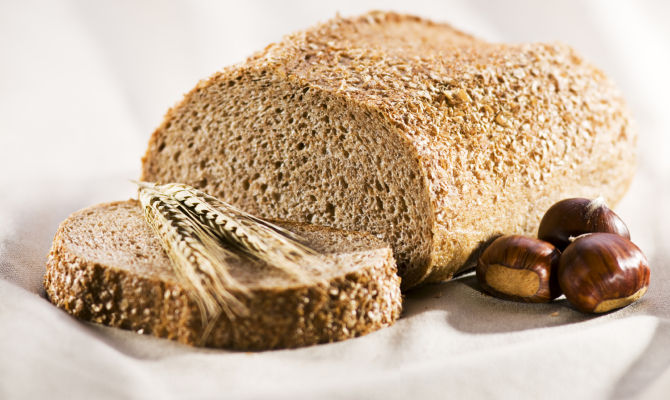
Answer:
141;11;636;288
44;200;402;350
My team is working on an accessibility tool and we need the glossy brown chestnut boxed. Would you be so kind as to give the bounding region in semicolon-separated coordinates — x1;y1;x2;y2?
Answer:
538;197;630;251
558;233;650;313
477;235;561;303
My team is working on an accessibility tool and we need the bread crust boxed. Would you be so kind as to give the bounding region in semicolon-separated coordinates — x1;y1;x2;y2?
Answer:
44;201;402;350
142;11;636;288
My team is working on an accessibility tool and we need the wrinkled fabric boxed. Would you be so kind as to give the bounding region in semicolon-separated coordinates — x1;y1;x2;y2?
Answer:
1;1;669;399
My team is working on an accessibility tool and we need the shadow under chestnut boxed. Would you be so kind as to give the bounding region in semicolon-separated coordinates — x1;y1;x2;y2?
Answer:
402;272;592;334
609;252;670;399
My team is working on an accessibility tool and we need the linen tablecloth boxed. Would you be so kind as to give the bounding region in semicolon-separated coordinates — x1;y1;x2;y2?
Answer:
2;1;669;398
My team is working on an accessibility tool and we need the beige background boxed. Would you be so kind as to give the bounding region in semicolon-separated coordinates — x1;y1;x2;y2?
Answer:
1;1;669;398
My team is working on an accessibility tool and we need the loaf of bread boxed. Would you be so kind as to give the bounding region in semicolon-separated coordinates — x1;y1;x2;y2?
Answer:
44;200;402;350
141;11;636;288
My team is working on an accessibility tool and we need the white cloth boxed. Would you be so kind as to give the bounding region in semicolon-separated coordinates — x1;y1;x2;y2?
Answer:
1;1;669;398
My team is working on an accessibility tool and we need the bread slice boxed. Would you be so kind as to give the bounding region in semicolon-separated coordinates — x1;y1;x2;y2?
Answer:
44;200;402;350
141;11;636;288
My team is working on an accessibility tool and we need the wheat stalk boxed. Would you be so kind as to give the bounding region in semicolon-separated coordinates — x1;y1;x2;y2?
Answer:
149;182;322;282
137;184;250;322
136;181;324;323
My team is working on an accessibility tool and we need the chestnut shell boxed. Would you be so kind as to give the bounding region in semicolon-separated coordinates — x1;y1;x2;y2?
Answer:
477;235;561;303
558;233;650;313
538;198;630;251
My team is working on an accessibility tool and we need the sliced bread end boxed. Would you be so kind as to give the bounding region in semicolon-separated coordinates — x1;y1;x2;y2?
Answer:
44;200;402;350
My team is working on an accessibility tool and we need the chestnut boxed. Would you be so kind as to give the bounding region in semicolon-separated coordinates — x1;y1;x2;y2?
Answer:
538;197;630;251
477;235;561;303
558;233;650;313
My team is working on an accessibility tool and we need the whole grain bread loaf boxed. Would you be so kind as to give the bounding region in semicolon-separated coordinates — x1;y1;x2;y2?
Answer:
141;11;636;288
44;200;402;350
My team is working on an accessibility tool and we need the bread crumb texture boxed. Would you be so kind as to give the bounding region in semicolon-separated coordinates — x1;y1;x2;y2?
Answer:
44;201;402;350
141;11;636;288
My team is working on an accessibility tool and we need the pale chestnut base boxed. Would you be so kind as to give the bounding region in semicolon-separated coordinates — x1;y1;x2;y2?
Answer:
485;264;540;298
593;286;648;313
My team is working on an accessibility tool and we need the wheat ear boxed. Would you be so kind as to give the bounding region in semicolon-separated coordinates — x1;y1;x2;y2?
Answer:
137;183;250;322
150;182;323;283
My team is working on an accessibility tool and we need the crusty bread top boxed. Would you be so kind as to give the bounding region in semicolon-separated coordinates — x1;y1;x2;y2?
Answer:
238;11;634;225
59;200;393;289
142;11;636;287
248;10;635;269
